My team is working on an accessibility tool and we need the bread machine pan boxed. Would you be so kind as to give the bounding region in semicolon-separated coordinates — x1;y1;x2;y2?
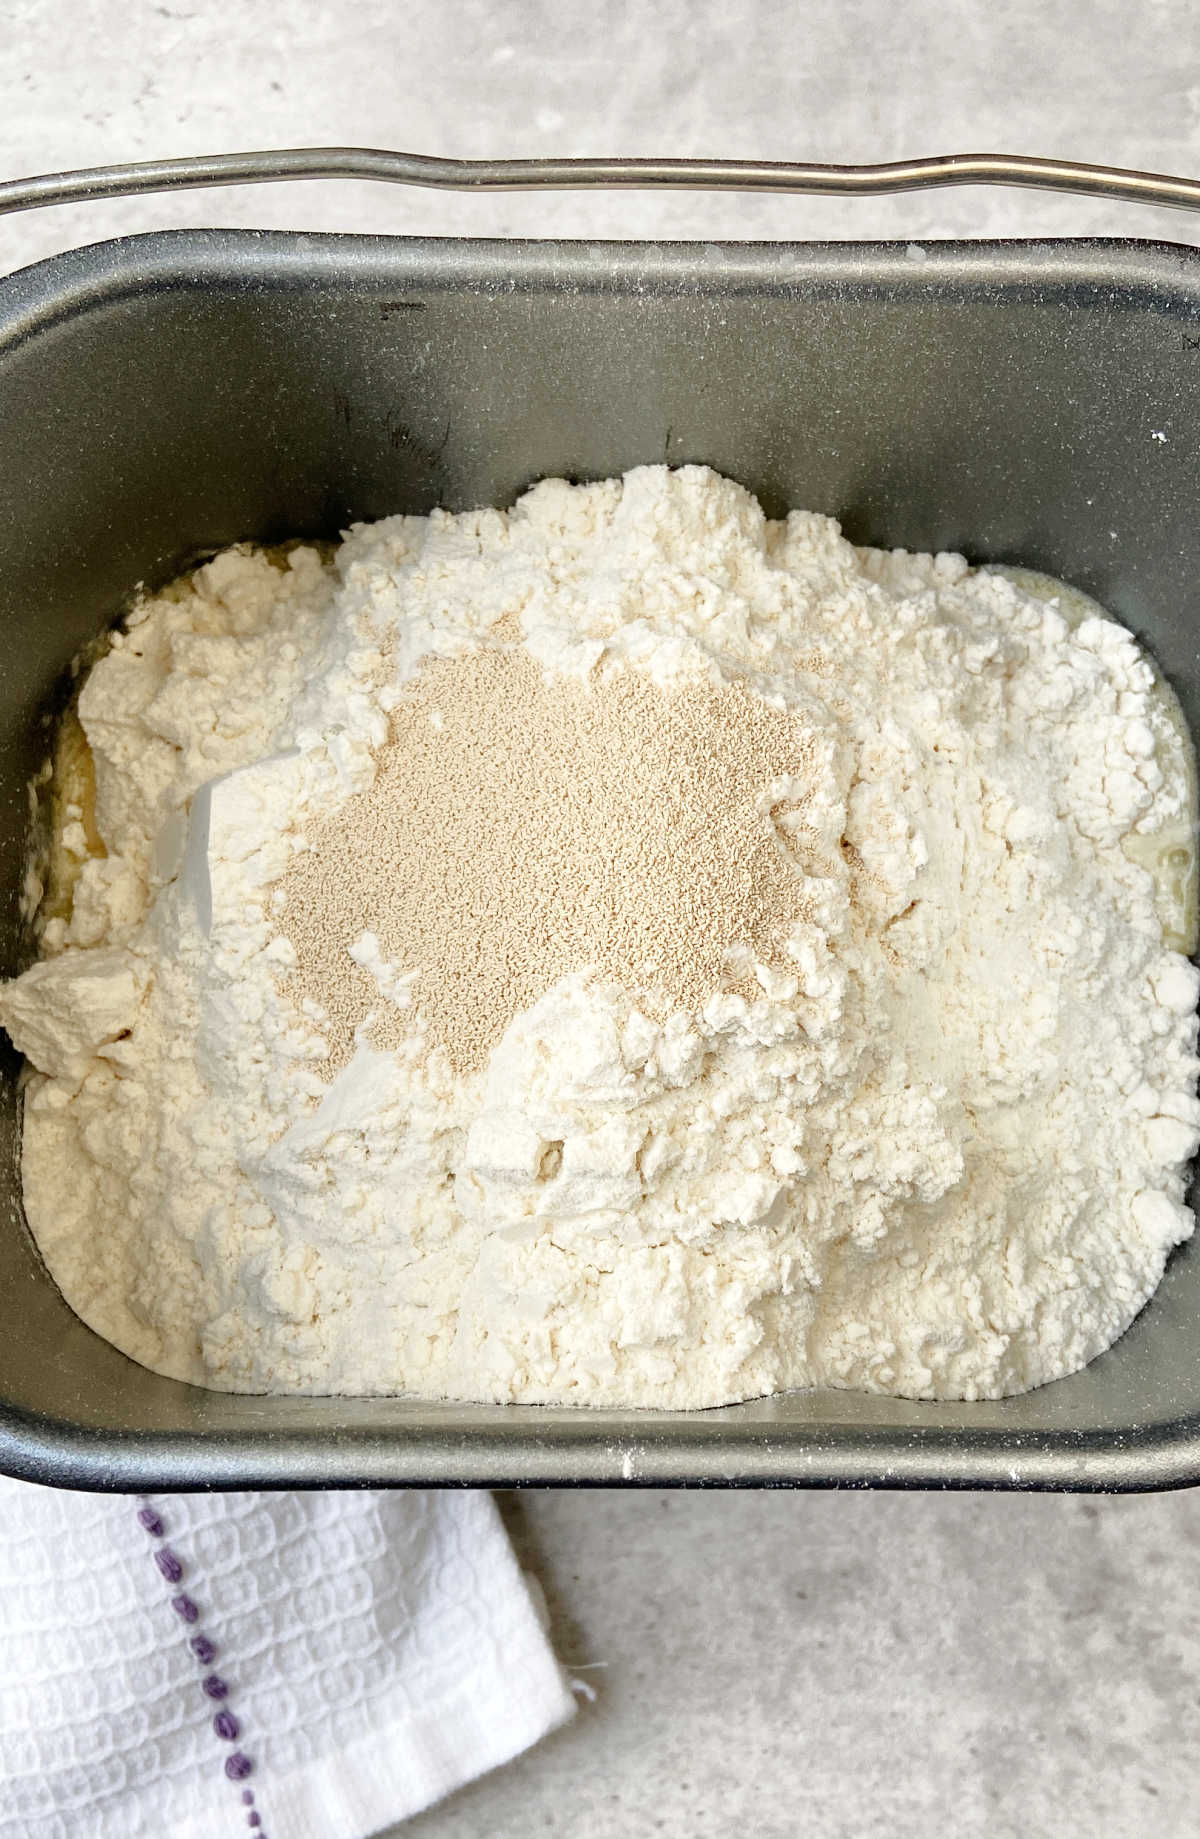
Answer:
1;178;1199;1486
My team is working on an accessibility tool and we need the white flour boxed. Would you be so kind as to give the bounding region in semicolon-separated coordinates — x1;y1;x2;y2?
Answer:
2;464;1198;1406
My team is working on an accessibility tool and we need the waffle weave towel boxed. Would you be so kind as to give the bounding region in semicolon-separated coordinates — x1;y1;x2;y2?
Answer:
0;1479;575;1838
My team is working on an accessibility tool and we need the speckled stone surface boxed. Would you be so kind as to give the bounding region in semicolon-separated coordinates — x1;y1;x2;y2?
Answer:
408;1488;1200;1838
4;0;1200;271
5;3;1200;1832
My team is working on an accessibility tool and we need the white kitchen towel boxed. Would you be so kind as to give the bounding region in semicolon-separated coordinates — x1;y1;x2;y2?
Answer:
0;1479;576;1839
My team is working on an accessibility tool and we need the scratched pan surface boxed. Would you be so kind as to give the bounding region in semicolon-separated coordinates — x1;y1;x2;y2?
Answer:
1;229;1199;1491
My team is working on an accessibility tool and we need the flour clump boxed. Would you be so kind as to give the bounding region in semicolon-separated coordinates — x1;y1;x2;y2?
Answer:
1;465;1197;1407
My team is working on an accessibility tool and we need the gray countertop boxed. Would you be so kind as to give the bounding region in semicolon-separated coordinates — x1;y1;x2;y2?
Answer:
408;1488;1200;1837
4;3;1200;1831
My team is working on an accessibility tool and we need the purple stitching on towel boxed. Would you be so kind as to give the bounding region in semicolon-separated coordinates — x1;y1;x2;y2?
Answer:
154;1547;183;1584
136;1499;268;1836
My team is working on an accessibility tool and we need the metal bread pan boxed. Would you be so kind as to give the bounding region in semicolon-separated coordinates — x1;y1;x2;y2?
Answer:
1;219;1199;1490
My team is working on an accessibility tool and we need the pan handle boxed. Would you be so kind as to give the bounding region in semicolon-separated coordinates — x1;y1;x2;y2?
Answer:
4;147;1200;218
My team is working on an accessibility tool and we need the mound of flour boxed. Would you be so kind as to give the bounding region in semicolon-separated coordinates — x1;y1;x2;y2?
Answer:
2;464;1198;1406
